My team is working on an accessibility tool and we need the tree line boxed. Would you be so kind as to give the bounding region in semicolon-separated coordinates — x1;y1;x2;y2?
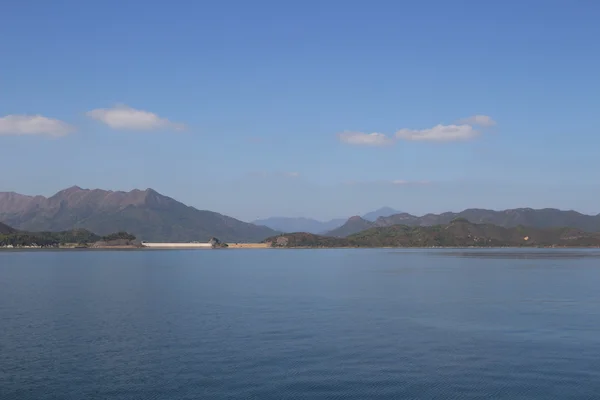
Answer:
0;230;136;247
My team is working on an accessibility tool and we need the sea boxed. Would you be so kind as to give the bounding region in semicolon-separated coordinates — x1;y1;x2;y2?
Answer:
1;248;600;399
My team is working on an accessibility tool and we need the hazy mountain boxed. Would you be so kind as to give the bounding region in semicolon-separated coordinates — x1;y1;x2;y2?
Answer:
252;216;347;234
0;221;16;235
253;207;400;233
326;208;600;237
326;216;374;238
0;186;278;242
267;218;600;248
362;207;401;222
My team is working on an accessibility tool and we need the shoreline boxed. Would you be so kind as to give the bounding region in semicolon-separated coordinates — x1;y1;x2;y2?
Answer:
2;244;600;251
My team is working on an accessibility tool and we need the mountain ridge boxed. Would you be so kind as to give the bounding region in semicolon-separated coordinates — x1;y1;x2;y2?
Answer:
362;207;401;222
0;187;278;242
326;208;600;237
253;206;400;233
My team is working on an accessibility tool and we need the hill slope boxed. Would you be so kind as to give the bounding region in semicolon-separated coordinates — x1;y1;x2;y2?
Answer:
362;207;401;222
0;187;278;242
326;208;600;237
326;216;374;237
0;222;17;234
267;219;600;248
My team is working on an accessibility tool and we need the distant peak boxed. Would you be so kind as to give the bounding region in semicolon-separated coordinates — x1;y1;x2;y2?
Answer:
362;206;401;221
375;206;397;212
54;185;87;196
143;188;167;200
348;215;366;222
138;188;173;207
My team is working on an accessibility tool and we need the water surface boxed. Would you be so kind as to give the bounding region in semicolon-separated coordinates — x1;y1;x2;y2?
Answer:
1;249;599;399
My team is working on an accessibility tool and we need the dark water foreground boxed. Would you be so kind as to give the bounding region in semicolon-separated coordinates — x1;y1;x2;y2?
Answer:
1;249;600;399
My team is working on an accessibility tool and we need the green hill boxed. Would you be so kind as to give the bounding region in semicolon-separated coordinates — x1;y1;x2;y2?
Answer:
0;226;100;247
326;208;600;237
266;219;600;248
0;222;140;248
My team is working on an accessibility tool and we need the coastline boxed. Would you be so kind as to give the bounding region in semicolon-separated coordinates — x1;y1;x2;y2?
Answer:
3;244;600;251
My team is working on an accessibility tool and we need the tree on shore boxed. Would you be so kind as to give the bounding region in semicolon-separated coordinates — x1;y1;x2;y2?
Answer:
101;232;136;241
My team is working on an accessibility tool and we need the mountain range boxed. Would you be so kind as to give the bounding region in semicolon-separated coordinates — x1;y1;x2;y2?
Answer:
4;186;600;244
253;207;401;233
326;208;600;237
266;218;600;248
0;186;278;242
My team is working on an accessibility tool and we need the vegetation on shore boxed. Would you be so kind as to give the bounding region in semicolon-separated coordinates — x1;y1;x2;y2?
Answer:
0;222;139;248
264;218;600;248
264;232;353;248
209;237;229;248
101;231;137;241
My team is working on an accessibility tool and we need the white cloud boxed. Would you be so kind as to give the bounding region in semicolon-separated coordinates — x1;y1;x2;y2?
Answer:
338;131;394;146
457;115;496;127
340;115;496;144
396;124;479;142
0;115;75;137
86;104;186;131
286;172;300;177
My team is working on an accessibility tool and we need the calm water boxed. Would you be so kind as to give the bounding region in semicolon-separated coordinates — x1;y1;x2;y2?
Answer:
1;249;600;399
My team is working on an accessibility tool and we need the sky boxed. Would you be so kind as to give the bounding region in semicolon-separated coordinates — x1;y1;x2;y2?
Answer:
1;0;600;221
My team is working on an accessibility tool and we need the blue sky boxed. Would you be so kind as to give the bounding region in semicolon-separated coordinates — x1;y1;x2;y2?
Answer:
1;0;599;221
